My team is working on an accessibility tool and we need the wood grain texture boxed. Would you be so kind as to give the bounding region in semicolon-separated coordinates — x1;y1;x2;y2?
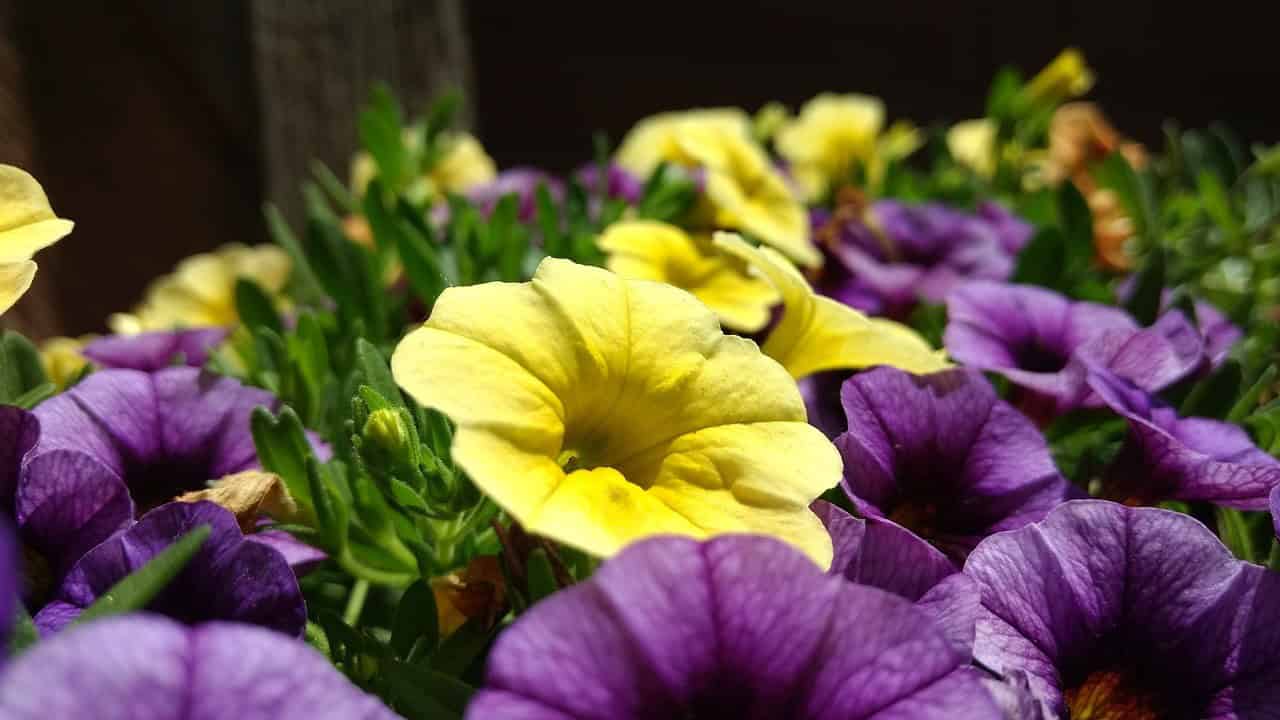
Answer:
249;0;474;226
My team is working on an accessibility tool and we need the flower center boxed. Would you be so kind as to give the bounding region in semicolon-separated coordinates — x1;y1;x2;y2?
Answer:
887;501;941;540
1015;340;1069;373
1064;668;1169;720
126;457;218;517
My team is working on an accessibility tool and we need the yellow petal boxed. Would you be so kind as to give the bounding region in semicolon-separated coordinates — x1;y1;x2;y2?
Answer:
391;257;837;566
615;108;753;178
948;119;998;179
40;336;92;388
599;220;778;331
714;233;950;379
775;93;888;200
0;260;36;316
431;133;497;195
0;165;73;263
1024;48;1095;107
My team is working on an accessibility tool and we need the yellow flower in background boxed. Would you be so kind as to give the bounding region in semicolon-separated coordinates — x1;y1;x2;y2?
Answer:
350;131;496;200
1023;48;1094;107
752;101;793;143
714;233;949;379
616;109;818;267
947;118;997;179
40;336;92;387
615;108;753;177
0;165;73;316
391;257;840;567
110;243;290;333
776;94;922;201
598;220;779;332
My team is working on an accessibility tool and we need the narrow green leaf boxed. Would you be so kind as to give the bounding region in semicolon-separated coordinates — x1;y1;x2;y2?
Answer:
1057;182;1094;272
8;604;38;656
525;548;559;604
264;204;327;305
0;332;48;403
356;339;403;410
1181;359;1243;420
1229;365;1277;423
1123;247;1166;326
310;159;357;214
307;455;349;553
1012;227;1066;287
74;525;210;625
251;406;316;508
390;581;439;660
10;382;56;410
235;278;284;335
359;84;408;189
382;660;472;720
1216;507;1255;561
428;616;494;676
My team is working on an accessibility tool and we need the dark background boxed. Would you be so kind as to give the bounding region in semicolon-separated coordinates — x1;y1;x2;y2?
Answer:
2;1;1276;337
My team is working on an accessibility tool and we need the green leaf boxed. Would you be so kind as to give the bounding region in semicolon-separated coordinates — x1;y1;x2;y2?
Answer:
1196;170;1242;237
235;278;284;335
307;456;349;553
534;185;564;257
382;660;472;720
1012;227;1066;287
1122;247;1166;325
264;204;327;306
10;382;56;410
1229;365;1277;423
359;84;408;189
390;581;439;661
1056;182;1094;272
251;406;317;508
1216;507;1255;561
0;331;49;404
356;339;403;410
984;66;1023;121
525;548;559;604
310;159;357;214
428;616;494;677
73;525;210;625
8;604;38;657
1181;359;1243;420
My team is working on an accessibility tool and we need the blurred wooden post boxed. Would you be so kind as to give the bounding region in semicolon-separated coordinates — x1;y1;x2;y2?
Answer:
250;0;474;226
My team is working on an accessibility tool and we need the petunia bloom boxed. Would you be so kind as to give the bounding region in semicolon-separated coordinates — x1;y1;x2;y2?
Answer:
817;199;1032;318
1272;485;1280;540
962;500;1280;717
836;367;1077;565
775;93;921;201
1115;281;1242;368
34;500;305;637
391;257;840;566
81;327;230;372
466;535;1001;719
573;163;644;205
598;220;779;331
1087;368;1280;509
0;615;399;719
351;129;496;201
944;281;1203;415
39;336;92;388
109;243;290;333
616;108;819;267
716;233;950;379
947;119;998;179
0;164;74;315
18;367;286;578
1021;48;1094;108
465;167;564;221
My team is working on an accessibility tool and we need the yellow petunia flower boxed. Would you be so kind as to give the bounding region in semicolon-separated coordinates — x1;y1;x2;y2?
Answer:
110;243;291;333
0;165;73;316
947;118;997;179
775;94;922;201
1023;48;1094;108
616;109;819;268
391;257;840;567
350;131;496;202
40;336;92;387
599;220;779;332
714;233;950;379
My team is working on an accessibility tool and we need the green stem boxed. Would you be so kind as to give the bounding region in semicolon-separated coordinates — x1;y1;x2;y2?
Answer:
1268;541;1280;572
343;579;371;626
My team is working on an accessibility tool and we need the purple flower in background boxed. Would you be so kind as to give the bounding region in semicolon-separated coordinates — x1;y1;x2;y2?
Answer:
962;500;1280;717
467;535;1000;719
35;501;305;637
0;520;16;650
816;200;1031;318
574;162;644;204
837;367;1077;564
944;281;1203;416
81;327;229;372
466;167;564;221
1272;485;1280;540
1088;368;1280;508
1116;281;1243;367
17;367;279;578
0;615;399;719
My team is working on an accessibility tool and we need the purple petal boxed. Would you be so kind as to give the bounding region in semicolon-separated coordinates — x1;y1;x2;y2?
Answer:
1088;369;1280;508
0;615;399;719
964;500;1280;715
36;501;304;637
247;527;327;574
152;367;277;478
1073;311;1204;405
31;369;158;473
0;405;39;510
836;367;1076;561
82;327;230;372
916;573;982;655
15;450;133;577
815;501;956;601
0;521;16;648
573;163;643;204
1272;485;1280;540
472;535;998;719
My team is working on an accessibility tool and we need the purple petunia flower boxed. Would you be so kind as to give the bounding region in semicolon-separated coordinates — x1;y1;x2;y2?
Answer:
816;200;1031;318
836;367;1078;565
1272;485;1280;540
0;405;38;511
467;167;565;221
17;367;283;579
1087;368;1280;508
81;327;229;372
945;281;1204;417
0;614;399;719
1116;281;1243;368
961;500;1280;717
573;162;644;205
34;501;305;637
466;535;1001;719
0;520;15;651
